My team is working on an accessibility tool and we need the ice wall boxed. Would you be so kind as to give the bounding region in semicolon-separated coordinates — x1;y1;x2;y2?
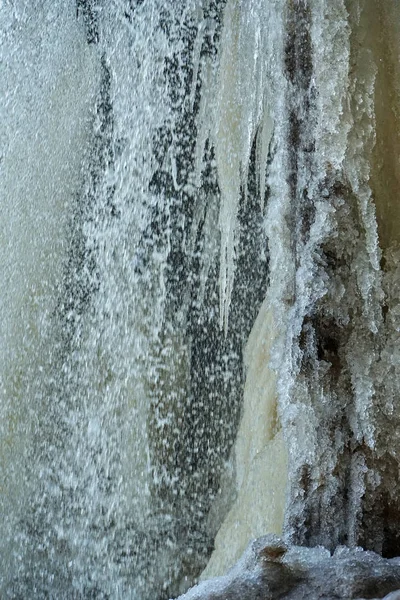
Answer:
277;0;400;557
199;0;400;578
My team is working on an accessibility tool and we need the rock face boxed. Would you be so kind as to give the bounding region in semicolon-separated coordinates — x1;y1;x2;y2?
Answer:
174;535;400;600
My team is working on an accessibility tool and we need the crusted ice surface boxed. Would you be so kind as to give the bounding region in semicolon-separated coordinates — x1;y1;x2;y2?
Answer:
260;0;400;554
275;0;400;554
175;536;400;600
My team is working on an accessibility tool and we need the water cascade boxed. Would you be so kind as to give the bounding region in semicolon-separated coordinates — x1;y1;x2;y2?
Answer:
1;0;400;598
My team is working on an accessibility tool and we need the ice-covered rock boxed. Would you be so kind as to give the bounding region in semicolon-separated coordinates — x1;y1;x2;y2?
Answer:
174;535;400;600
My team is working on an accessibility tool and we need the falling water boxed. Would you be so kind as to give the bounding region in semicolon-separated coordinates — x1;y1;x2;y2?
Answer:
1;0;400;598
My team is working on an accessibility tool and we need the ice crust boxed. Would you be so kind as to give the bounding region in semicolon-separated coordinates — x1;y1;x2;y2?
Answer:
175;535;400;600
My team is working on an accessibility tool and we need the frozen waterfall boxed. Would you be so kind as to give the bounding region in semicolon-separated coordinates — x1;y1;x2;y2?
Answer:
1;0;400;598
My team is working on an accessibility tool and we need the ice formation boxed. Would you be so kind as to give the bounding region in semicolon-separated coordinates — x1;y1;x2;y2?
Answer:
200;0;400;575
176;535;400;600
1;0;400;598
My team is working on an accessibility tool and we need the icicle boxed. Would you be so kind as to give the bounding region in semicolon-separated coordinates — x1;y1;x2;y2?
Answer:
256;104;274;210
212;0;273;330
214;0;241;331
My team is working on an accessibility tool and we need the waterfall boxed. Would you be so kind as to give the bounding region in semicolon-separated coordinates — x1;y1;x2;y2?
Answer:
1;0;400;598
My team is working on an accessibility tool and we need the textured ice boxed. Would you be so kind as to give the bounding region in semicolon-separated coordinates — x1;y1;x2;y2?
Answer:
199;0;400;578
175;535;400;600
